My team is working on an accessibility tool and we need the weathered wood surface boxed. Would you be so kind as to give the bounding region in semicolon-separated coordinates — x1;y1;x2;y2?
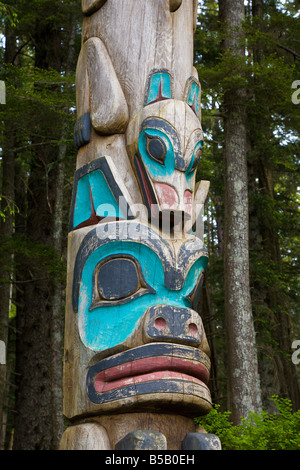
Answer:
63;222;212;419
60;422;112;450
61;0;217;451
60;413;207;451
75;0;204;220
80;0;197;116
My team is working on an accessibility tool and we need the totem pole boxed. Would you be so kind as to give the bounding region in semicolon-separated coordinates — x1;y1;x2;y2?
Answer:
60;0;221;451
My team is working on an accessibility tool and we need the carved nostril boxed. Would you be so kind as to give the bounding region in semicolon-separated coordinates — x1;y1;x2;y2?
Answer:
154;317;167;330
145;306;202;346
188;323;198;336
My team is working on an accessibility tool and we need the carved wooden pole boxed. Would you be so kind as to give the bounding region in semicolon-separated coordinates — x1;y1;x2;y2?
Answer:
60;0;221;451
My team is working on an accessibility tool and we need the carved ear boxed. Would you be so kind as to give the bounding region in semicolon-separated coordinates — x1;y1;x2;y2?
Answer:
82;0;107;16
184;77;201;120
144;69;173;107
69;156;136;232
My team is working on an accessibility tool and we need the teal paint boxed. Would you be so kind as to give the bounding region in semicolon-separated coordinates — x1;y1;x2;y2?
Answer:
139;118;203;193
74;175;92;228
73;170;125;228
185;140;203;188
138;128;175;179
187;80;201;117
147;72;172;105
78;240;207;351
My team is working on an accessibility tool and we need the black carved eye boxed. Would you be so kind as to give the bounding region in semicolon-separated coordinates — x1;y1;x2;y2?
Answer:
90;255;156;309
145;133;166;164
97;258;139;301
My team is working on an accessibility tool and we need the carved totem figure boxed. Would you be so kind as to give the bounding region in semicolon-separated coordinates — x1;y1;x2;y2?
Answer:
60;0;221;450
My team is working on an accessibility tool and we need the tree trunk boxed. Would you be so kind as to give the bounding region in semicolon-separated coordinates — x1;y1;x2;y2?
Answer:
257;161;300;410
219;0;262;423
248;0;300;412
13;15;63;450
0;24;16;449
50;14;77;449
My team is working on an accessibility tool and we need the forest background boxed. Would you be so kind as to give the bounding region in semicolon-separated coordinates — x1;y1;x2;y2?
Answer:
0;0;299;450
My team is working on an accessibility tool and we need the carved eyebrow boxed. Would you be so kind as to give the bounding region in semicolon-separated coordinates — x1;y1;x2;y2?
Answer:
141;117;185;171
72;222;209;312
90;255;156;309
141;117;202;172
72;223;173;312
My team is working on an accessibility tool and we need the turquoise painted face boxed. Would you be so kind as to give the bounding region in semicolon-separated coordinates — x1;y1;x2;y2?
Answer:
73;222;208;352
138;121;203;190
135;117;202;219
129;70;203;219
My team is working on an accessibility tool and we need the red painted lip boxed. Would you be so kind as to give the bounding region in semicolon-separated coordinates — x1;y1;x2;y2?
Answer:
94;356;210;393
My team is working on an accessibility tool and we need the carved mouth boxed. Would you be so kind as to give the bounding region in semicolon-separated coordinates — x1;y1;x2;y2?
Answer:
94;355;209;393
87;343;211;406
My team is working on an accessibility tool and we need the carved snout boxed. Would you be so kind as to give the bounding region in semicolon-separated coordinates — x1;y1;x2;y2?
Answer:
143;305;203;347
153;167;195;221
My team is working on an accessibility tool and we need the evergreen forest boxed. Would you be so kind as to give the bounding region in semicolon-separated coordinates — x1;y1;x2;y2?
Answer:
0;0;299;450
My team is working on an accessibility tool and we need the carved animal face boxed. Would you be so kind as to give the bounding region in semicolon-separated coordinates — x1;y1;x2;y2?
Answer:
73;222;208;351
134;103;202;220
70;221;211;415
126;71;203;224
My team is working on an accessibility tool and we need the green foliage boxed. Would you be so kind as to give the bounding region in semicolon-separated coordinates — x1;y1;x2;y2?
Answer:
194;0;300;410
0;2;18;29
0;233;67;286
0;195;19;221
195;396;300;450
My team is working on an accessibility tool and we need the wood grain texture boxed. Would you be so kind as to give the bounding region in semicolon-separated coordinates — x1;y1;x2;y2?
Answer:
60;413;207;450
95;413;206;450
62;1;213;449
59;422;111;450
82;0;108;16
77;37;129;134
75;0;201;215
81;0;196;118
